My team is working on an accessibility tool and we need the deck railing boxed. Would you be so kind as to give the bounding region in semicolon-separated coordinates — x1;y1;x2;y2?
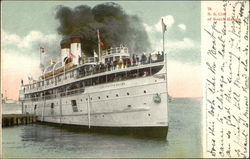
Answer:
23;53;164;94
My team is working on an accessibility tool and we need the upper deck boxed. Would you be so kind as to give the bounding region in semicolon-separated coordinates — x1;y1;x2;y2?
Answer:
22;59;164;94
20;45;165;99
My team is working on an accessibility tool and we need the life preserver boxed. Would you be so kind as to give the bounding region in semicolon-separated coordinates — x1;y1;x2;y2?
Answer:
153;93;161;103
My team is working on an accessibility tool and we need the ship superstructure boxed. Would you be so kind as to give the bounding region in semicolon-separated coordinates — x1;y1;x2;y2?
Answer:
19;35;169;138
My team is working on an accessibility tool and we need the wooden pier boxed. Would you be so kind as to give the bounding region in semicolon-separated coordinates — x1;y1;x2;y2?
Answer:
2;114;37;127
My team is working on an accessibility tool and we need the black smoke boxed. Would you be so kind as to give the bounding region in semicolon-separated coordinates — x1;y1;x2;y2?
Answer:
55;2;151;56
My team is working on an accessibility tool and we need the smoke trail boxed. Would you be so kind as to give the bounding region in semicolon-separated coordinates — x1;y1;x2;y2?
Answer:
55;2;151;56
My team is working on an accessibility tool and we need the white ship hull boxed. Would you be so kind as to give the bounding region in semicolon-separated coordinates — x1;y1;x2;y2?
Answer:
22;65;168;138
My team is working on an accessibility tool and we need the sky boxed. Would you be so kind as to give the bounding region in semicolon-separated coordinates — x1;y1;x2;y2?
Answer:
1;1;201;100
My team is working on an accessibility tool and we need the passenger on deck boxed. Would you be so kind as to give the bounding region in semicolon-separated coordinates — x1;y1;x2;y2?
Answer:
113;60;117;70
110;61;114;71
141;53;147;64
136;55;139;65
118;59;123;69
143;71;149;77
127;58;131;67
106;60;111;71
148;53;152;64
132;54;136;66
123;59;127;68
160;51;164;61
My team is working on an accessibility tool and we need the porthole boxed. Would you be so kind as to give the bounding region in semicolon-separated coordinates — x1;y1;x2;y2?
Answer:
106;96;109;98
128;105;131;108
80;99;82;101
98;97;100;99
148;113;151;116
144;90;147;93
127;92;130;95
116;94;119;97
102;115;105;117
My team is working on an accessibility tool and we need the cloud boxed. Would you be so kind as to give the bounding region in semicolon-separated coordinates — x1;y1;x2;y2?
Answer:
2;30;61;65
2;30;60;50
2;49;40;73
178;24;186;31
167;38;197;51
1;31;21;45
152;37;198;51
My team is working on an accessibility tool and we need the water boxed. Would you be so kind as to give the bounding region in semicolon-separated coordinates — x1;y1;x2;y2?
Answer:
2;98;202;158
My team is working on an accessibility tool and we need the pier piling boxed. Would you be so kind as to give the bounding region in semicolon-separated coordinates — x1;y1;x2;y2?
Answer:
2;114;37;127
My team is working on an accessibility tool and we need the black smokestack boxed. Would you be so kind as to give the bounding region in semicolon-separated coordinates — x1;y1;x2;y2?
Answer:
55;2;150;56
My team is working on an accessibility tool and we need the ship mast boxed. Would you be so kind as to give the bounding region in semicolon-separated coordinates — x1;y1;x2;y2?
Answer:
162;18;167;54
162;18;169;101
97;29;101;63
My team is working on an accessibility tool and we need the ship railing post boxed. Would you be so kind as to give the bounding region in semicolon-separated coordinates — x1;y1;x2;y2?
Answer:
87;95;91;128
59;94;62;126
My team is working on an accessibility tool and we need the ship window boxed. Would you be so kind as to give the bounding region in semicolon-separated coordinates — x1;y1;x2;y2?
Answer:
127;92;130;96
51;103;54;115
115;56;120;61
85;79;92;86
144;90;147;93
71;100;78;112
106;95;109;98
99;76;106;84
151;65;164;75
115;72;126;81
139;68;150;77
107;74;115;82
34;105;37;110
127;70;138;79
116;94;119;97
109;57;113;62
98;97;100;99
92;77;99;85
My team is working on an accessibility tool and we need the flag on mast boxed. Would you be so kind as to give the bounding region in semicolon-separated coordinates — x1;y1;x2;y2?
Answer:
94;50;98;58
40;47;45;53
162;18;167;33
40;47;45;71
161;18;167;53
68;52;75;57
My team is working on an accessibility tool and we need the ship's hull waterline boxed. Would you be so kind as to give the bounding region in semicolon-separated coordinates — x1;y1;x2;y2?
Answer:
23;67;168;138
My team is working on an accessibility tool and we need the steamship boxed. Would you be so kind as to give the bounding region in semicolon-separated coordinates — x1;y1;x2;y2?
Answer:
19;36;168;138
